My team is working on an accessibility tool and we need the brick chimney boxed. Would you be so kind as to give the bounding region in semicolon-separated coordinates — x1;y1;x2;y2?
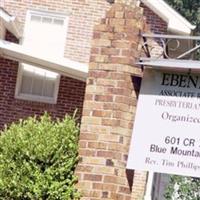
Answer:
76;2;148;199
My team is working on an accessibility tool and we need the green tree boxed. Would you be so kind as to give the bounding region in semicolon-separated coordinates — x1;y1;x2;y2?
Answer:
0;113;80;200
164;175;200;200
165;0;200;32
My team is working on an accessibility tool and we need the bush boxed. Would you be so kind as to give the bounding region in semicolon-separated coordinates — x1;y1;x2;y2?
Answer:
0;113;80;200
164;175;200;200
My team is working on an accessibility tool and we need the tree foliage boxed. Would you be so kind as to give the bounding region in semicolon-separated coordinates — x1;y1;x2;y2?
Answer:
0;113;80;200
165;0;200;32
165;175;200;200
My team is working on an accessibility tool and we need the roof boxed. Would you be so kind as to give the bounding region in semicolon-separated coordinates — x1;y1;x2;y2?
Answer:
0;7;22;38
141;0;196;35
0;39;88;81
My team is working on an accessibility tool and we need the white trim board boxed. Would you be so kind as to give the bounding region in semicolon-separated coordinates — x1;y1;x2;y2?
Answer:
138;58;200;72
0;39;88;81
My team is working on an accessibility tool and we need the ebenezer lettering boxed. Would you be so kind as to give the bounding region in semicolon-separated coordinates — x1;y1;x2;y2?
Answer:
161;73;199;88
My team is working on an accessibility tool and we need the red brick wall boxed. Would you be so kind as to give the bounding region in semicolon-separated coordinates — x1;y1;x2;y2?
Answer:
0;56;86;129
5;31;19;43
141;3;167;34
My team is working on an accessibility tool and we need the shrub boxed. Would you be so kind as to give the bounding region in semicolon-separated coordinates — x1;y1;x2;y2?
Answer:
164;175;200;200
0;113;80;200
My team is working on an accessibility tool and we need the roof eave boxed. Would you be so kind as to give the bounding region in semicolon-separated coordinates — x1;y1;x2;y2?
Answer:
168;24;192;36
0;39;88;82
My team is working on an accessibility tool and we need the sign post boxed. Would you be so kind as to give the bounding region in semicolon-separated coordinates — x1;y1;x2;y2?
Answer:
127;68;200;177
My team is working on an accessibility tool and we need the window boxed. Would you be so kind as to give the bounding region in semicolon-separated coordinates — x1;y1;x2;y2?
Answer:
15;10;68;103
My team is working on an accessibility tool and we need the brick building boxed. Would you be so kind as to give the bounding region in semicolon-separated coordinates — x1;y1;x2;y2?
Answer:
0;0;195;199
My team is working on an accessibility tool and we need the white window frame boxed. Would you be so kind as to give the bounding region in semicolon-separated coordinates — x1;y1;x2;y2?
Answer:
15;64;61;104
15;9;68;104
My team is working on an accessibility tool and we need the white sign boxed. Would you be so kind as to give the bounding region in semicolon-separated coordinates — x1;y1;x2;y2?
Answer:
127;68;200;177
